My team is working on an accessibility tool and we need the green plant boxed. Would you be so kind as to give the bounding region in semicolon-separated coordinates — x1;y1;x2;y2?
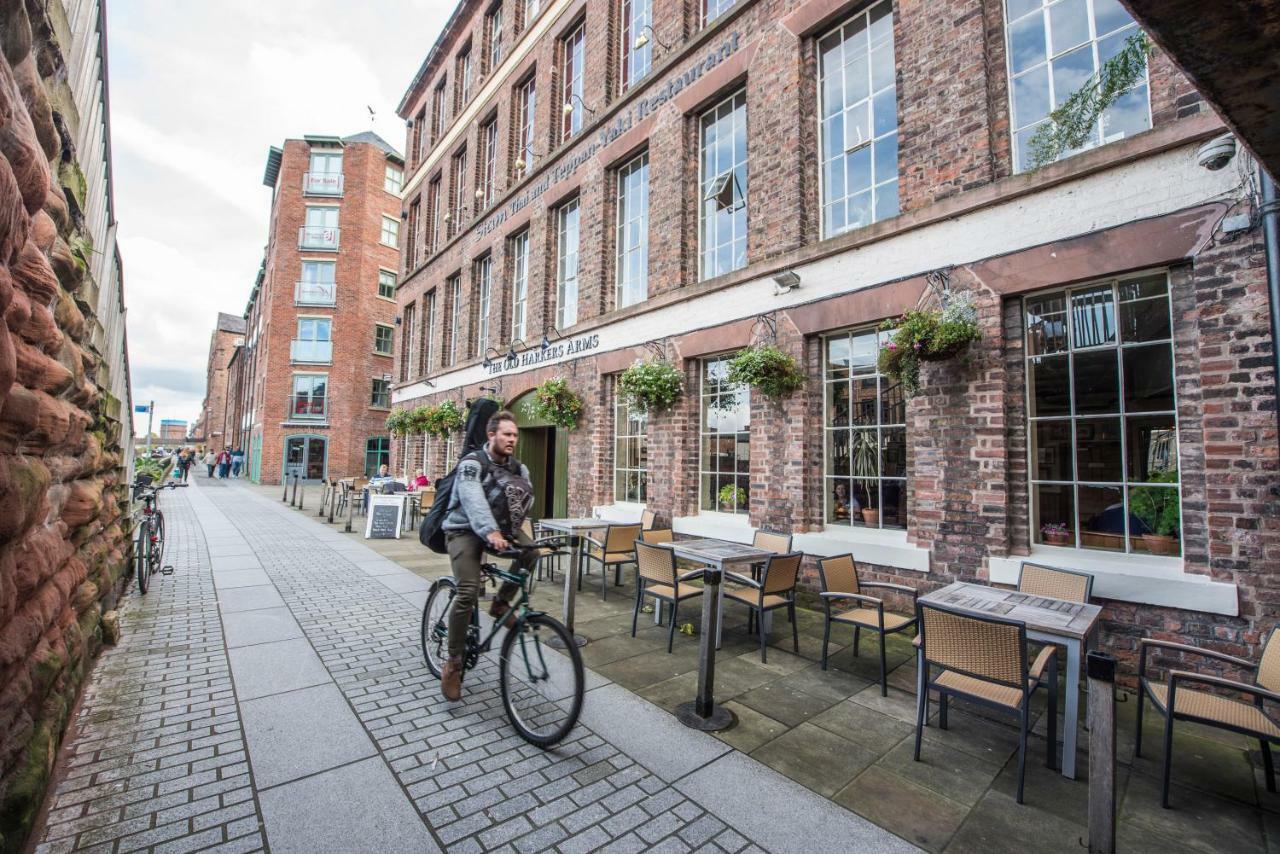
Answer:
878;293;983;396
718;483;745;509
1130;470;1180;537
530;378;584;430
851;431;879;511
422;400;465;438
726;345;804;400
1027;33;1152;170
385;408;414;437
618;358;683;413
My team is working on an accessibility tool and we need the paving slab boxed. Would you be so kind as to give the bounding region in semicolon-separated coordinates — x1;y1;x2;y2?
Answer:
213;568;273;589
374;572;433;593
240;683;377;789
221;607;305;648
578;683;729;782
258;757;441;853
217;584;287;613
211;554;263;572
227;638;331;700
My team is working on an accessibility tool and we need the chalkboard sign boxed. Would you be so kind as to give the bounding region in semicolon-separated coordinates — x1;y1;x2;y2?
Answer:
365;495;404;539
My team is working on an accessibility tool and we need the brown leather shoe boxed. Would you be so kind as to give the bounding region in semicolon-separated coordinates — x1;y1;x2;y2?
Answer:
489;598;518;629
441;656;463;701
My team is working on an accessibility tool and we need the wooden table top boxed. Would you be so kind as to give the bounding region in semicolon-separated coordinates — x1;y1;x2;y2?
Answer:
657;538;775;567
919;581;1102;640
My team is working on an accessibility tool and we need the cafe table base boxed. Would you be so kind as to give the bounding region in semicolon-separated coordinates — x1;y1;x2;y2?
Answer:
674;701;735;731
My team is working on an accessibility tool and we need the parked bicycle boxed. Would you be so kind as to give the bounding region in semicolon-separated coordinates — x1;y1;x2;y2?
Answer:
420;543;584;747
132;475;186;594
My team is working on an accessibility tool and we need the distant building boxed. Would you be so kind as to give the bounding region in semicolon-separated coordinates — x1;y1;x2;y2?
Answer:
159;420;188;444
199;312;246;451
229;133;403;483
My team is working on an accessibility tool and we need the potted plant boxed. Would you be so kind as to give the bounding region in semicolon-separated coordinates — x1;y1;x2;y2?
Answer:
1040;521;1072;546
423;400;464;438
530;377;584;430
726;345;805;401
851;431;879;526
385;408;413;438
878;293;983;396
407;405;434;435
618;358;683;413
718;483;745;512
1131;471;1180;555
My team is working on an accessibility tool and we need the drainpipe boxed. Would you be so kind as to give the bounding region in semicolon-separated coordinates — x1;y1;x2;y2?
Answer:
1262;167;1280;495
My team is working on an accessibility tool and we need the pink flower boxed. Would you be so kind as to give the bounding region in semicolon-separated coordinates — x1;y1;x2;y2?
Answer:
913;342;922;351
887;342;897;350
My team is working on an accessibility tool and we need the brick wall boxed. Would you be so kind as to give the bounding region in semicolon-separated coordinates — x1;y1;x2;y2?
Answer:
200;325;240;453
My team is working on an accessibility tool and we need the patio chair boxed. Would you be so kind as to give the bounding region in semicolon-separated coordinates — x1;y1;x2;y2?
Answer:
1018;562;1094;602
724;552;803;663
581;523;641;601
915;602;1058;805
1136;630;1280;808
640;528;673;544
641;508;657;530
753;530;792;554
817;554;918;696
632;541;704;652
519;520;559;582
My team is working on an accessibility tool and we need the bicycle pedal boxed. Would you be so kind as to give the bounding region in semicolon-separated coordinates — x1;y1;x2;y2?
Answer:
160;566;175;575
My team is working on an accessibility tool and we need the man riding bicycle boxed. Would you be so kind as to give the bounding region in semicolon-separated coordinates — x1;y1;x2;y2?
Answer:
440;409;536;701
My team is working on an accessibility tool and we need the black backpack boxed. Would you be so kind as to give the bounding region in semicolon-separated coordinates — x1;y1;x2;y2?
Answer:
419;454;487;553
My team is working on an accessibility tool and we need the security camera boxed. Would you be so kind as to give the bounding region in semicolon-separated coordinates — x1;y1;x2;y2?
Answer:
1197;134;1237;171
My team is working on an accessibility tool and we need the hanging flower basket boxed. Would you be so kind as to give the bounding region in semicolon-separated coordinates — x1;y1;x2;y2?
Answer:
385;409;414;437
423;400;465;438
530;378;584;430
407;405;434;434
726;345;805;401
617;358;683;413
878;293;983;396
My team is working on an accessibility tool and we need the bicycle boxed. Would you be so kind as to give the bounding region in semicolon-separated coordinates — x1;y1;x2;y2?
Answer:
132;476;186;594
420;542;585;747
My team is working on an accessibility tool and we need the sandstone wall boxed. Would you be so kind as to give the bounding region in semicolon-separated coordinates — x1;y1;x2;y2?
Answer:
0;1;132;849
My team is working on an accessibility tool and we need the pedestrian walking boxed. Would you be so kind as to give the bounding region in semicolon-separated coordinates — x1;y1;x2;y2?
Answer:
231;447;244;477
217;448;231;479
203;449;216;478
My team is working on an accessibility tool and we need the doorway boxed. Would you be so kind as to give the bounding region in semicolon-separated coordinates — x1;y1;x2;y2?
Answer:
509;395;568;520
284;435;327;482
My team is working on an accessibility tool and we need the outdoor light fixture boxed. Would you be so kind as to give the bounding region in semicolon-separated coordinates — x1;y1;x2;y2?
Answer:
475;188;485;199
634;25;670;51
772;270;802;295
444;212;452;222
395;315;403;326
482;346;504;368
514;157;526;172
540;327;565;350
562;94;596;119
401;210;409;219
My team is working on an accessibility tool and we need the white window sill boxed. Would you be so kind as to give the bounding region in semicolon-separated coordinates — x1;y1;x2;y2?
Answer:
987;546;1239;616
792;526;930;574
672;512;754;544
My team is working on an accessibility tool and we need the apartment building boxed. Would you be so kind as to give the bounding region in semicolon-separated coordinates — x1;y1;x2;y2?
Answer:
233;132;404;484
390;0;1277;674
198;312;246;452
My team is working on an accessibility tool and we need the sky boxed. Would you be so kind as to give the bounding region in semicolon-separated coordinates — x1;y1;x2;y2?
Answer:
111;1;453;438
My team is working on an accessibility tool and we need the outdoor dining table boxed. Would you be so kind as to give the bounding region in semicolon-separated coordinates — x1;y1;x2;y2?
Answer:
918;580;1102;780
534;517;606;648
655;538;777;649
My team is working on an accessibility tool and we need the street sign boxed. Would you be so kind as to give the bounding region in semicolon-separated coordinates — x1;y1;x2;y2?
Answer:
135;405;150;413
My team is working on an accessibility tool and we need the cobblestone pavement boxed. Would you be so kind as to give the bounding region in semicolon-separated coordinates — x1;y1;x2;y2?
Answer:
32;479;915;853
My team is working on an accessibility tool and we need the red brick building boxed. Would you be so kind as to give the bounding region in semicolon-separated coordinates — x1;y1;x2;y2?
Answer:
391;0;1278;673
231;132;404;484
198;312;246;452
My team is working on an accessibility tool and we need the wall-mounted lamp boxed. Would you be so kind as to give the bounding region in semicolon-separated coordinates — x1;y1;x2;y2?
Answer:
444;212;453;222
562;93;596;120
395;315;403;326
475;188;485;200
540;327;565;350
772;270;802;295
401;210;409;220
482;346;504;368
507;338;526;362
634;25;670;51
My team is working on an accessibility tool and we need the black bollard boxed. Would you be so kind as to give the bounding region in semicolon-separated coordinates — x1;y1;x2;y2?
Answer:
344;484;355;533
298;483;304;511
282;476;289;502
328;483;338;524
674;568;735;731
291;474;298;507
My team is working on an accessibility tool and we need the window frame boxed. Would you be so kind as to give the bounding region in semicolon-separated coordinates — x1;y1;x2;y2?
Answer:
365;436;390;475
480;118;498;208
291;373;329;420
298;259;337;306
514;75;537;179
378;268;397;300
487;4;505;72
374;323;395;356
380;215;400;248
370;379;391;409
475;254;493;355
509;231;529;341
615;151;649;310
384;163;403;194
555;196;580;329
620;0;653;92
450;147;469;236
698;89;748;281
613;378;649;503
446;274;462;366
698;354;751;515
427;175;443;252
560;21;586;140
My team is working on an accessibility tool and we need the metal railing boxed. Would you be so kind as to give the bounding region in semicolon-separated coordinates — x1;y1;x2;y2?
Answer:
298;226;340;250
294;281;337;306
303;172;344;196
290;339;333;363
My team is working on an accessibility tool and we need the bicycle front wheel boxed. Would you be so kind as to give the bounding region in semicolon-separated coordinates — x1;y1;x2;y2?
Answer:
154;510;166;567
421;578;457;678
136;526;151;594
499;613;584;748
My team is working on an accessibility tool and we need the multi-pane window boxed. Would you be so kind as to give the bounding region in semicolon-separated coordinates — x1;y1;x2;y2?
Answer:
384;164;403;194
378;269;396;299
406;200;420;268
305;150;343;195
487;5;504;71
423;290;437;374
556;198;580;328
292;375;328;419
301;206;340;250
374;323;394;355
1006;0;1149;172
515;77;536;178
703;0;734;26
402;302;418;382
381;215;399;247
446;275;462;366
293;317;332;363
699;91;748;280
432;79;448;141
475;255;493;354
818;2;899;237
297;260;336;305
614;385;648;502
370;380;391;409
510;231;529;341
457;48;474;106
561;23;586;140
699;356;750;513
427;176;442;251
450;148;468;235
365;437;390;476
524;0;541;28
480;119;498;209
620;0;652;91
1025;272;1179;555
410;111;425;166
824;327;906;529
616;152;649;309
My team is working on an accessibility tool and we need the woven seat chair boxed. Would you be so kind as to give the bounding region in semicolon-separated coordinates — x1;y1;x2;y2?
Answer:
1018;562;1093;602
640;508;657;530
639;528;673;544
631;542;704;652
724;552;803;663
519;520;559;582
817;554;918;696
915;602;1059;805
581;523;641;601
1136;630;1280;808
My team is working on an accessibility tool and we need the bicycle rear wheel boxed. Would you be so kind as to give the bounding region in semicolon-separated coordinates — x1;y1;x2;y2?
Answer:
154;510;166;567
136;525;152;594
499;613;584;747
421;578;457;678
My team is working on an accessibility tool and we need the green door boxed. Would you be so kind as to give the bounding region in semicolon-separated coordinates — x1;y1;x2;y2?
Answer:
249;433;262;483
510;395;569;520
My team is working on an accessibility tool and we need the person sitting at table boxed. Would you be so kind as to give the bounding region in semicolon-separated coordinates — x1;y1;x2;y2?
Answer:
411;469;431;490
